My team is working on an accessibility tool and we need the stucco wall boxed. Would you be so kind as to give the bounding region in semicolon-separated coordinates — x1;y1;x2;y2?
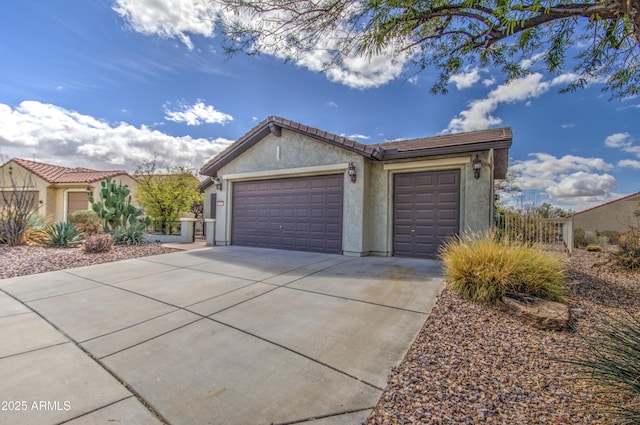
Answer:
364;150;493;256
573;194;640;233
212;129;366;254
0;161;51;217
207;129;497;256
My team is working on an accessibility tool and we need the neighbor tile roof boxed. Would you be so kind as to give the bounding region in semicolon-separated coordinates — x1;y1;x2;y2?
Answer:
200;116;513;178
10;158;129;184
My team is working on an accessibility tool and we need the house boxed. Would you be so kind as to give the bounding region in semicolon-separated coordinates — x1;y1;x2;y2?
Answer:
0;158;138;222
573;192;640;233
200;116;512;259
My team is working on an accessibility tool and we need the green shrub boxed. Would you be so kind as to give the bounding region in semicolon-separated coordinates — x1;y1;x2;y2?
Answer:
112;222;147;246
45;222;83;248
574;228;597;248
566;312;640;423
614;229;640;271
83;233;114;253
439;232;565;303
69;210;101;236
586;244;603;252
597;230;621;246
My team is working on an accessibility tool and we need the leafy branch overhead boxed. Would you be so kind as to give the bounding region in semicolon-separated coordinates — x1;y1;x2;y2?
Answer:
221;0;640;99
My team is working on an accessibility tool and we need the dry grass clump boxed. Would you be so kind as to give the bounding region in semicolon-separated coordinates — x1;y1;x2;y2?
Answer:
439;232;565;302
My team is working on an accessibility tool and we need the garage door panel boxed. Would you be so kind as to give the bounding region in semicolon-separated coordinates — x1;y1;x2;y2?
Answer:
232;175;343;253
394;169;460;259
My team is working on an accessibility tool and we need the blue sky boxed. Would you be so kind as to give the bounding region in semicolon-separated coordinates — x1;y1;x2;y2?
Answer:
1;0;638;212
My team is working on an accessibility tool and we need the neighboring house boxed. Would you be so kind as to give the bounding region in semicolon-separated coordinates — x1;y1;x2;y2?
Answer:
200;116;512;259
573;192;640;233
0;158;138;222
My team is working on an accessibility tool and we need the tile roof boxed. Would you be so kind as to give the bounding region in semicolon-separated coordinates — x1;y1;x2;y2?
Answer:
10;158;129;184
200;116;513;178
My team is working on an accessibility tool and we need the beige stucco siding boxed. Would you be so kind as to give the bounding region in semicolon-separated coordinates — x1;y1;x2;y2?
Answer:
573;194;640;233
0;161;50;217
211;129;366;254
206;129;497;256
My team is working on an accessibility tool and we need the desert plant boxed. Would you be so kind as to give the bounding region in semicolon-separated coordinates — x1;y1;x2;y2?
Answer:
44;222;83;248
614;229;640;271
69;209;101;236
89;176;150;231
0;161;39;245
22;214;50;246
566;312;640;423
83;233;114;253
112;222;147;246
598;230;621;246
439;231;565;303
586;244;603;252
574;228;598;248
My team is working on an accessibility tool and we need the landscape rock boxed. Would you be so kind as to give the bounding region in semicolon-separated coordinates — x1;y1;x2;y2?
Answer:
499;293;572;331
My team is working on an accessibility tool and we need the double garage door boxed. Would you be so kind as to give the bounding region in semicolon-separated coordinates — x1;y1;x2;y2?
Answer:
232;175;343;254
230;169;460;258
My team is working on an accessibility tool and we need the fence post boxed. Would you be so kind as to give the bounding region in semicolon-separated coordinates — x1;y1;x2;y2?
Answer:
205;219;216;246
179;218;197;243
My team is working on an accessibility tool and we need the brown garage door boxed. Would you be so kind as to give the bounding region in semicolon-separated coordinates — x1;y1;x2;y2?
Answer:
67;192;89;217
232;175;343;253
393;169;460;259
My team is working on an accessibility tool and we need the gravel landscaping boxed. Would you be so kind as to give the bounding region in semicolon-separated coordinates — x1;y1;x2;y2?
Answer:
1;245;637;423
367;249;639;424
0;243;179;279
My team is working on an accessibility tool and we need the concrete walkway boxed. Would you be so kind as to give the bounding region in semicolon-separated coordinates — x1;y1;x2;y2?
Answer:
0;246;445;425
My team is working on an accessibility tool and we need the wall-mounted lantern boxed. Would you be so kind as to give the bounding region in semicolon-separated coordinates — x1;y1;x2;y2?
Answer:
85;187;93;197
347;162;356;183
212;176;222;190
472;155;482;179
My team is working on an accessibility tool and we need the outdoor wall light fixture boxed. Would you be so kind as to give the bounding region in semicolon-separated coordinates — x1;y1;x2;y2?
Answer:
347;162;356;183
212;176;222;190
85;187;93;197
472;155;482;179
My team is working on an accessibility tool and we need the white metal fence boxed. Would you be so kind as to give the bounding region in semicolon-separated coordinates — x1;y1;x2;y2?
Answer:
495;214;573;254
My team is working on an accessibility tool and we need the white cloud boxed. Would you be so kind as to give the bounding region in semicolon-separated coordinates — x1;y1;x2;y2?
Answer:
618;159;640;169
546;172;616;199
407;75;419;85
326;101;338;108
343;134;370;140
112;0;218;50
445;72;580;133
448;67;481;90
604;132;632;148
0;101;232;170
446;73;551;132
164;100;233;126
511;153;615;200
113;0;410;89
561;123;575;128
482;77;496;87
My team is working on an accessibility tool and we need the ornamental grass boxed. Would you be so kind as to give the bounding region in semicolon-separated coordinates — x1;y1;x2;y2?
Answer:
439;231;565;303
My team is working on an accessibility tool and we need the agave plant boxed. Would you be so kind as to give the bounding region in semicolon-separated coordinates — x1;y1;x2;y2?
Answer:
45;222;83;248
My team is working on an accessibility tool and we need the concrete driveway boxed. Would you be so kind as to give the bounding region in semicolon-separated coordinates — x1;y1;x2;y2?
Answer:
0;246;445;425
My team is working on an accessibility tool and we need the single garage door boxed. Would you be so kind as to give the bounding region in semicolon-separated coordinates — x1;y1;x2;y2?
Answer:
67;192;89;218
232;175;343;253
393;169;460;259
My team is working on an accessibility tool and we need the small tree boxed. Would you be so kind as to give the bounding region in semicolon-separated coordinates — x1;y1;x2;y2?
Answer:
0;160;39;246
134;158;203;235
